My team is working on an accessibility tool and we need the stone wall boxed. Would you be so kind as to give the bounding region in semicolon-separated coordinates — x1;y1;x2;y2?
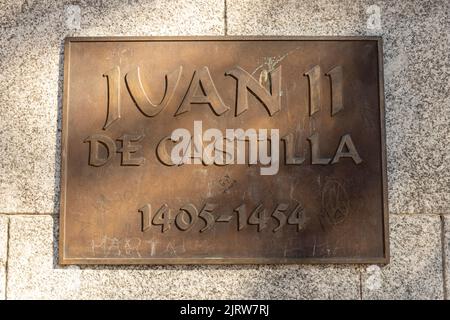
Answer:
0;0;448;299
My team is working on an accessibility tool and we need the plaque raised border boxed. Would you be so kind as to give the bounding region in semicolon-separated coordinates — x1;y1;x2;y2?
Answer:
60;36;389;265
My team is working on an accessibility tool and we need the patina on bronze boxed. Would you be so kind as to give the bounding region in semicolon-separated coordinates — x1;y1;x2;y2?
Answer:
60;37;389;264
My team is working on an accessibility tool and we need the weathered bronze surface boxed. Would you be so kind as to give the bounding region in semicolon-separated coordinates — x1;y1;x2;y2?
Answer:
60;37;389;264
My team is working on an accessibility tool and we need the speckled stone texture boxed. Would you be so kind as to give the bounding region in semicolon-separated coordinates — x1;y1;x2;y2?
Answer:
361;214;443;299
0;0;449;300
0;216;7;299
227;0;450;214
6;214;445;299
444;215;450;296
0;0;224;214
7;215;360;299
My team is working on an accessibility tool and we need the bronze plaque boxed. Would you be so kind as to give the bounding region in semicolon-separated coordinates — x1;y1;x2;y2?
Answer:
60;37;388;264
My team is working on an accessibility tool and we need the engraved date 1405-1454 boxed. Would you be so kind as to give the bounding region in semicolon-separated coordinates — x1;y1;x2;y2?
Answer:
139;202;307;233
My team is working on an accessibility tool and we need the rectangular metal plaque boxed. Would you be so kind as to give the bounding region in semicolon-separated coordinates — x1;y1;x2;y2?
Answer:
60;37;388;264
